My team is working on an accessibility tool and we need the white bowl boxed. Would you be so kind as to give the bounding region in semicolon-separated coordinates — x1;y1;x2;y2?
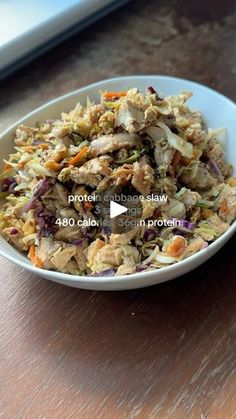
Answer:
0;76;235;290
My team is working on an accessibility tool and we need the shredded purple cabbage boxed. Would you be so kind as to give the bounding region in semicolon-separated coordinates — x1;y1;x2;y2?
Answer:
25;177;55;211
83;230;94;240
73;239;84;246
144;229;156;242
208;159;223;180
64;181;74;193
0;177;17;193
135;265;149;272
24;199;37;211
34;204;57;238
147;86;157;95
10;228;18;235
174;230;188;237
32;140;49;146
92;268;116;277
102;226;112;236
33;177;56;199
178;220;196;230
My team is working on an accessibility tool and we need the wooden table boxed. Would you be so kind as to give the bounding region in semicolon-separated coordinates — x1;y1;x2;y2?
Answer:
0;1;236;417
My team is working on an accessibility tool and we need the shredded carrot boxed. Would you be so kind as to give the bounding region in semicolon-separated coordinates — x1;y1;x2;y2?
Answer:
102;91;127;100
83;202;94;211
18;162;25;169
34;255;43;268
38;143;49;150
220;199;228;214
44;160;61;171
28;244;35;260
22;146;34;153
54;149;67;162
68;146;89;166
28;245;43;268
3;163;12;171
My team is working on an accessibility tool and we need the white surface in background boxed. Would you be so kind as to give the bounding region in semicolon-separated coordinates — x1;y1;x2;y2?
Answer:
0;0;83;47
0;0;117;71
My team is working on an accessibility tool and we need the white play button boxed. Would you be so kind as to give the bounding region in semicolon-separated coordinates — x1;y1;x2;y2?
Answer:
110;200;128;219
95;185;143;233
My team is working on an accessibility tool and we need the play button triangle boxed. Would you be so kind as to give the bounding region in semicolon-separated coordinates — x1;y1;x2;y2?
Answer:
110;201;128;219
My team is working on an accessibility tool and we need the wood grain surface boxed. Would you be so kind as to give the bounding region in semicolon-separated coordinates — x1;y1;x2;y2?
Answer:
0;1;236;418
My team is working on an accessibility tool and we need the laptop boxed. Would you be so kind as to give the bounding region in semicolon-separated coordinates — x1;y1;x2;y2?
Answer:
0;0;129;79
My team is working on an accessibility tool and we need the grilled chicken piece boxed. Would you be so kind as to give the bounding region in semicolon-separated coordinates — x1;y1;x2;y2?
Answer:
2;227;24;250
142;200;158;219
89;244;139;267
116;265;136;275
50;246;77;271
90;133;141;156
176;188;201;208
154;144;175;170
110;164;133;185
42;183;68;207
36;238;61;269
74;246;88;271
36;237;87;271
207;143;232;178
110;227;140;245
86;239;105;265
58;167;99;187
214;184;236;224
82;158;112;175
55;226;82;242
131;162;154;196
179;163;217;190
59;158;111;187
116;100;144;133
181;236;205;259
160;198;186;219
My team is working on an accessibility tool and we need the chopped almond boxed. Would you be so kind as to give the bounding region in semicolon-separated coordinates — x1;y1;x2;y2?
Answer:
23;219;36;235
166;236;186;258
54;149;67;162
201;208;214;219
83;202;94;211
226;177;236;187
44;160;61;171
